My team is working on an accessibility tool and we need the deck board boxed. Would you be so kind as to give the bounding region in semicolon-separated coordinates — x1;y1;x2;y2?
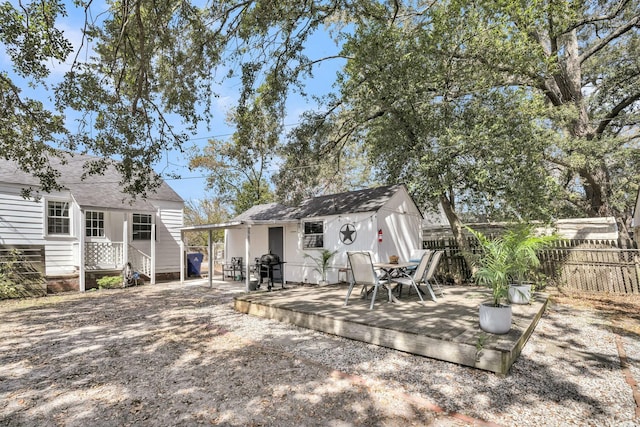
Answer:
233;283;548;375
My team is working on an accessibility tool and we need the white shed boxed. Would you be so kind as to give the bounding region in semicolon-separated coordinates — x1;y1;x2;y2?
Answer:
186;184;426;287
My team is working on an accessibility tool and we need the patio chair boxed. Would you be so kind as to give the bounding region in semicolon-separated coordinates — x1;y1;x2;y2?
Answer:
222;257;243;281
391;252;431;302
404;249;432;275
423;250;445;298
344;251;390;310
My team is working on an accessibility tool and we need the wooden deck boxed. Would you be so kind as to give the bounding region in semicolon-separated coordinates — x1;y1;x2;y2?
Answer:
233;283;548;375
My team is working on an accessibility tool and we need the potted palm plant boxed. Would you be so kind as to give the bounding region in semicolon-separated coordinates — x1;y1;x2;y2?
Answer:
305;249;338;286
467;227;512;334
502;224;558;304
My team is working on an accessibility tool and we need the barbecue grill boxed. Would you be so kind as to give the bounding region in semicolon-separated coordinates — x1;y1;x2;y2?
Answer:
256;252;285;291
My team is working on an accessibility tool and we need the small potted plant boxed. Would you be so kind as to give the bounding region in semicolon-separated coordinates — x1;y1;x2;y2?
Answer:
304;249;338;286
467;227;512;334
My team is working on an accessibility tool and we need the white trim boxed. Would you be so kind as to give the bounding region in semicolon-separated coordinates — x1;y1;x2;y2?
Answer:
43;197;73;238
180;231;185;285
132;213;153;241
151;218;156;285
302;219;325;249
122;213;129;269
245;225;251;292
84;210;105;238
208;230;213;288
79;210;86;292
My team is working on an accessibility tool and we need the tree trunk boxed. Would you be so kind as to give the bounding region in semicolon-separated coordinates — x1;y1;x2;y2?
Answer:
540;29;611;217
439;193;476;282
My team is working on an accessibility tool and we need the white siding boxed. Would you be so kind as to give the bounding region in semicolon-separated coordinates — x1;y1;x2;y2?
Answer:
44;239;78;275
226;227;259;268
377;188;423;263
0;184;45;245
127;202;183;275
152;200;183;274
290;212;379;284
235;212;380;285
0;184;79;276
46;194;80;276
555;217;619;240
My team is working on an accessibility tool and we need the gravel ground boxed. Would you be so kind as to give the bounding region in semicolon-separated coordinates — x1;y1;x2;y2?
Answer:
0;280;639;426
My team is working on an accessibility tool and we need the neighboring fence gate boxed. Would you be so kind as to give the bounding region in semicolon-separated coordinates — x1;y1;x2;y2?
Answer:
423;237;640;294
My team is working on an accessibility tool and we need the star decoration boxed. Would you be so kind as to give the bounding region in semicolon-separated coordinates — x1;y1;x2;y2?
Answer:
340;224;356;245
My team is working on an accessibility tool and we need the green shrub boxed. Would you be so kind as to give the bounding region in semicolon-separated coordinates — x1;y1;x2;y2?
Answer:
0;275;20;299
97;276;122;289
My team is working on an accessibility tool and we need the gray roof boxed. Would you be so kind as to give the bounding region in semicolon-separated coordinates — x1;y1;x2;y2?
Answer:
231;184;412;223
296;184;408;217
232;203;299;222
0;153;183;211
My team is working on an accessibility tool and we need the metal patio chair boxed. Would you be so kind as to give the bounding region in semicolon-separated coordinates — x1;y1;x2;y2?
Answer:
423;250;445;298
391;251;431;302
344;251;390;310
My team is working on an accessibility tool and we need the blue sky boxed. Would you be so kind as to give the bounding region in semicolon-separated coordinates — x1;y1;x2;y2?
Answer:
1;1;345;202
160;28;345;202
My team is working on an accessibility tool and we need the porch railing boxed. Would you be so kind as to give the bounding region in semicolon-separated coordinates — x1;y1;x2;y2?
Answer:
84;242;124;270
128;245;152;278
84;242;151;278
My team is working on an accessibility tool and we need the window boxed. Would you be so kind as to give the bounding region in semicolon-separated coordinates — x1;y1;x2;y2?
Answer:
47;201;70;235
132;213;152;240
303;220;324;249
86;211;105;237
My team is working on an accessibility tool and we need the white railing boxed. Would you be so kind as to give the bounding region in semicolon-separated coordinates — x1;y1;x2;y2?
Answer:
84;242;151;278
128;245;152;278
84;242;124;270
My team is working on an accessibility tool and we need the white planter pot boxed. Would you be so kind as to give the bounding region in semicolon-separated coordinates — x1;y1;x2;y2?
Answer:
479;303;512;334
508;284;532;304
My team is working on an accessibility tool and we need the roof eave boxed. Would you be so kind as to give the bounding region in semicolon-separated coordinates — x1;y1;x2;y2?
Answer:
181;221;245;232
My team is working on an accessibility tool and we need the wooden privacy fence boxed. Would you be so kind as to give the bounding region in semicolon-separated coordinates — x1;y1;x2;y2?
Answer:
539;240;640;293
423;238;640;294
0;245;46;298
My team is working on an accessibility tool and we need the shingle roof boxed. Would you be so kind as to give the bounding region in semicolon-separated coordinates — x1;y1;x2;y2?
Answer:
295;184;406;217
0;153;183;211
232;203;298;222
231;184;410;222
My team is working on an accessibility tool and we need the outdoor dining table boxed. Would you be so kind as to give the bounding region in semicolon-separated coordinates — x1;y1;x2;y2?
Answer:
373;261;418;303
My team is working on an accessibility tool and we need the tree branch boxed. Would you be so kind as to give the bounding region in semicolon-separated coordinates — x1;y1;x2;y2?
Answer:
579;14;640;64
595;92;640;136
562;0;632;33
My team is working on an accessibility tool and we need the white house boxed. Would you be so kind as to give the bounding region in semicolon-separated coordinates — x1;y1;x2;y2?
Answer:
0;153;184;292
184;184;427;287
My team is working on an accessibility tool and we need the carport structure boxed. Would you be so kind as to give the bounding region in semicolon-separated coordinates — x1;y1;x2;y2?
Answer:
180;221;249;290
180;212;297;291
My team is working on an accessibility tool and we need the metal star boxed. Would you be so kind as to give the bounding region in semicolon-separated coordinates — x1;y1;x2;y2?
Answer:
340;224;356;244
